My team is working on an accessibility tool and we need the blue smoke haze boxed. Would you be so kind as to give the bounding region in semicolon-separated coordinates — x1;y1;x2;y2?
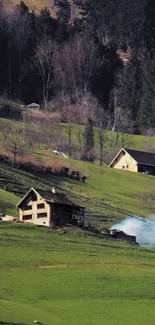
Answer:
111;215;155;248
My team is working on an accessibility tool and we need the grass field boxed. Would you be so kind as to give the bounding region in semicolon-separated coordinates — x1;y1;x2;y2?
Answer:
0;117;155;224
1;117;155;324
0;115;154;161
1;223;155;325
0;160;155;225
0;188;19;215
0;117;153;159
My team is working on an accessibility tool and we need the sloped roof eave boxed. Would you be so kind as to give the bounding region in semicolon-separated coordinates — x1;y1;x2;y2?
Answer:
46;199;84;208
17;188;84;209
109;148;137;167
16;187;38;208
137;162;155;167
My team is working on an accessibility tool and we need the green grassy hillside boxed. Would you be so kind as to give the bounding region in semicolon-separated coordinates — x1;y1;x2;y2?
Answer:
0;117;153;158
1;117;155;325
0;161;154;226
1;223;155;325
0;188;19;215
0;116;154;175
0;117;155;225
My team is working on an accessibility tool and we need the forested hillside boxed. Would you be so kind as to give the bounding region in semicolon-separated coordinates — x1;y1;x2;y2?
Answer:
0;0;155;135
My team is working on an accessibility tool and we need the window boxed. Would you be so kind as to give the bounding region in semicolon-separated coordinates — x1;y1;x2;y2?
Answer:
126;165;129;169
23;215;32;220
37;203;45;209
37;212;47;218
122;165;125;169
24;205;32;211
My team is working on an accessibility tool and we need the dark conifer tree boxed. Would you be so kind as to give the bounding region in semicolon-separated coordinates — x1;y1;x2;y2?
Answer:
55;0;71;24
144;0;155;52
118;54;142;133
83;118;95;162
36;8;58;40
138;53;155;131
16;1;29;15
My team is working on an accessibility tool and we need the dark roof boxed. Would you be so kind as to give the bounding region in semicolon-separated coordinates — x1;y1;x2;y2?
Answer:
36;189;77;206
17;187;82;208
124;148;155;166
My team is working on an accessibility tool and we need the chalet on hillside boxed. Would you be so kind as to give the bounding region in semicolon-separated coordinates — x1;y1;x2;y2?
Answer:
17;187;84;228
109;148;155;175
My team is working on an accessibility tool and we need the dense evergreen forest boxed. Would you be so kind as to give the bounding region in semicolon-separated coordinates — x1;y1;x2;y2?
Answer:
0;0;155;134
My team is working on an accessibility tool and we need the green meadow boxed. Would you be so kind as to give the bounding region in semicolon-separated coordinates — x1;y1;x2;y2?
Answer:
0;117;155;222
0;161;155;224
1;223;155;325
1;117;155;324
0;117;154;156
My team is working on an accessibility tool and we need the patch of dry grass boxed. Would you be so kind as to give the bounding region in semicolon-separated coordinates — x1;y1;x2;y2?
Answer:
3;0;56;15
3;0;79;19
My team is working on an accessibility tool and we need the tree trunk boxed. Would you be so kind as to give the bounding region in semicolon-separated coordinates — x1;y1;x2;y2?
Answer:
78;128;83;159
12;152;16;166
99;128;104;166
121;133;125;147
68;123;72;157
45;67;51;110
8;39;12;100
112;89;117;131
42;74;47;109
116;132;119;147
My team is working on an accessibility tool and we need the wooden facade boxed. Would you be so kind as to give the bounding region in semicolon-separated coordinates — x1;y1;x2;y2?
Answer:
109;148;138;172
17;188;84;228
109;148;155;175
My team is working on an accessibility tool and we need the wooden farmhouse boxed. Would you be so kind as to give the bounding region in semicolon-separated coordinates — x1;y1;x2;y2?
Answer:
109;148;155;175
17;187;84;228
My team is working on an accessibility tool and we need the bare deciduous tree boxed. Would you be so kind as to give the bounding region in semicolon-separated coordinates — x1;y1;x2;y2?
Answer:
54;90;98;158
114;107;135;148
34;38;53;109
11;9;32;99
53;34;103;99
1;125;28;166
53;93;76;157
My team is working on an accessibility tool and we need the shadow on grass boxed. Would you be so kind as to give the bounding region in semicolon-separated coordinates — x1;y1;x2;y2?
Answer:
0;322;26;325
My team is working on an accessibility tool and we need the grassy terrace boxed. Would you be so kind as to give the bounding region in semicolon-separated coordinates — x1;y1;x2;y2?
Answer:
0;188;19;216
1;118;155;324
0;117;153;154
0;117;155;223
1;223;155;325
0;161;154;225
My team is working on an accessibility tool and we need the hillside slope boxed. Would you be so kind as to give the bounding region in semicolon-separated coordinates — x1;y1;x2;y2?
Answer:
1;223;155;325
0;161;154;226
0;117;155;225
0;116;153;160
0;188;19;215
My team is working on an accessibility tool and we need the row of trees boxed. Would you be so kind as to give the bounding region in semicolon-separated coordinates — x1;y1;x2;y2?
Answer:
1;0;155;137
0;111;134;167
0;119;95;165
